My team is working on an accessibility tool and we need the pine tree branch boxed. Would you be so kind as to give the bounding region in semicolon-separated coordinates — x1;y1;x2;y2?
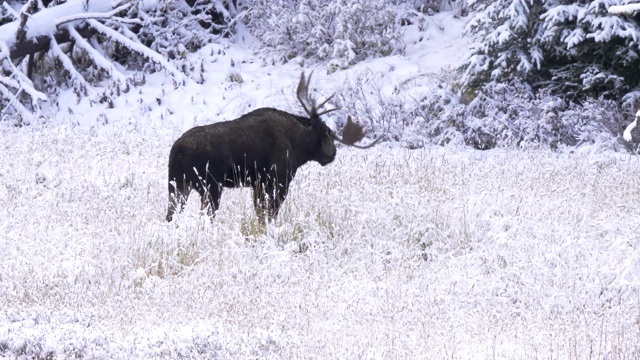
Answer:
609;4;640;15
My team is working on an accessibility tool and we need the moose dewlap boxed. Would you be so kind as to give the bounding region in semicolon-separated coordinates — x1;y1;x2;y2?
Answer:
165;72;379;223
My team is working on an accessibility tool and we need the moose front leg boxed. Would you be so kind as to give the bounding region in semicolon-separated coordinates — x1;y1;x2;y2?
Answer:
253;180;289;225
253;183;269;225
268;182;288;219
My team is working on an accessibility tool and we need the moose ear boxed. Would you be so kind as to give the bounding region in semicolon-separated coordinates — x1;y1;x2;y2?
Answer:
340;116;365;146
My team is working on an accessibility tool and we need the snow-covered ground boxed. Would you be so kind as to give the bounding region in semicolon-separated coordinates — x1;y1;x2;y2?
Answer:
1;10;640;359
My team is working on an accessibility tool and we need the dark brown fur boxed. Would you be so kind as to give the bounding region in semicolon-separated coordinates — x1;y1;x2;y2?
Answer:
165;107;336;222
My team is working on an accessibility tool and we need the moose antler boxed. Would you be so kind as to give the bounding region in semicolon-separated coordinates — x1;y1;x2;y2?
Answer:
296;72;338;117
296;72;380;149
333;116;382;149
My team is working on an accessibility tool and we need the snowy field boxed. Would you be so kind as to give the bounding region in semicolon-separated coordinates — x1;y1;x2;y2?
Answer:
2;128;640;358
2;9;640;359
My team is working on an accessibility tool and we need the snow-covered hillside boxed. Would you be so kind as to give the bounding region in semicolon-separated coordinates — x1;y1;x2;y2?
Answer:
1;8;640;359
38;9;469;139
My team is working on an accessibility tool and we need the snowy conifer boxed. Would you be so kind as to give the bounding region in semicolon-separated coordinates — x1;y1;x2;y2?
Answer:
463;0;640;103
461;0;547;93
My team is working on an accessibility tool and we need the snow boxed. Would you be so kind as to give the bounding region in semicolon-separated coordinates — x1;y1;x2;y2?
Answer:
0;0;118;45
609;3;640;14
623;110;640;141
1;6;640;359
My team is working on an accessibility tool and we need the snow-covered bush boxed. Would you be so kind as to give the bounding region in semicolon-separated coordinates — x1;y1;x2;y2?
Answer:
334;70;628;150
133;0;240;61
462;0;640;103
402;0;470;17
459;81;628;150
244;0;405;70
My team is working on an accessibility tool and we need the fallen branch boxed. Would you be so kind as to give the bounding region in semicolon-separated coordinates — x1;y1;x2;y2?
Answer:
55;3;136;27
0;83;35;122
67;25;126;82
49;36;91;89
87;18;185;83
0;42;47;103
0;0;188;119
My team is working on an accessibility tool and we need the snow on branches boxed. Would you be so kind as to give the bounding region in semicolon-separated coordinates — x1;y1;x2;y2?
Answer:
0;0;184;122
245;0;404;70
609;3;640;15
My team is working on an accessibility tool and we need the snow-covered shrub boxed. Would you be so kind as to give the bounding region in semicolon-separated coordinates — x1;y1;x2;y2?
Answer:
462;0;640;103
134;0;240;58
421;80;628;150
122;0;240;76
331;71;409;141
460;81;622;149
402;0;470;17
333;69;628;150
244;0;405;69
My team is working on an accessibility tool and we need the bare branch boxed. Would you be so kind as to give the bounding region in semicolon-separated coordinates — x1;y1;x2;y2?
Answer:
87;19;184;82
2;2;19;19
54;3;135;27
49;36;90;89
0;83;35;121
68;25;126;82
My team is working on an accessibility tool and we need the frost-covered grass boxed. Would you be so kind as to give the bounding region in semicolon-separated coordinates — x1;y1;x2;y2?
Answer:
1;126;639;358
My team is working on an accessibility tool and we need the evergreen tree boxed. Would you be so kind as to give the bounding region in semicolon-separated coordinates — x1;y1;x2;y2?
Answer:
462;0;548;92
462;0;640;104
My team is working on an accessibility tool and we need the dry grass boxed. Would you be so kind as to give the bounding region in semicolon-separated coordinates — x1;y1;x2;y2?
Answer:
1;127;640;358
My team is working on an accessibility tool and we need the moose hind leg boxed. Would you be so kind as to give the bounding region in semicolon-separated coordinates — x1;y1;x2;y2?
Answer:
267;183;289;219
200;183;221;221
253;183;269;225
166;179;191;222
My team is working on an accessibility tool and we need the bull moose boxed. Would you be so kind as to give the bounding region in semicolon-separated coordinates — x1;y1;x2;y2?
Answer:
165;72;379;223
